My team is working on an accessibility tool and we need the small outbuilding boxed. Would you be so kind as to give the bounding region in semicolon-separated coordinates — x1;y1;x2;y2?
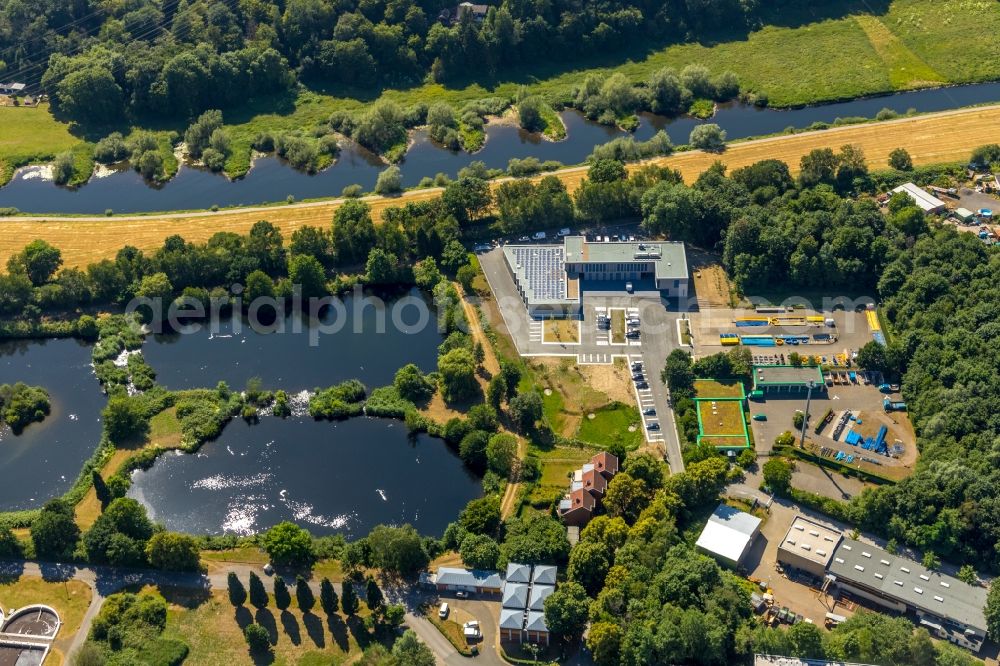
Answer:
695;504;762;568
955;207;976;223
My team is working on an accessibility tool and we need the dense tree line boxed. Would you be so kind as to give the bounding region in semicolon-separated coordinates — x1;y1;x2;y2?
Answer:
846;228;1000;571
0;0;775;127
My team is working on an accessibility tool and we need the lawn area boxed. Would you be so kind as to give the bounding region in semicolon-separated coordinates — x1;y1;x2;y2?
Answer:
530;358;627;439
698;400;747;437
542;319;579;344
76;406;183;530
0;576;92;665
577;403;642;451
611;310;626;345
152;584;376;666
0;105;87;186
527;445;599;506
694;379;746;400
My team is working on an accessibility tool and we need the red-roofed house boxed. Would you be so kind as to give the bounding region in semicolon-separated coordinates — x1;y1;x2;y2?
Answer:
558;488;595;527
590;452;619;478
581;467;607;497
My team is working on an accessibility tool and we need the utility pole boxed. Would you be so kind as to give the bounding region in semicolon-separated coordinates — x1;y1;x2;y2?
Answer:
799;380;815;448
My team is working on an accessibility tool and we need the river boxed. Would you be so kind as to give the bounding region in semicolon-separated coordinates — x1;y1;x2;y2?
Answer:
1;81;998;215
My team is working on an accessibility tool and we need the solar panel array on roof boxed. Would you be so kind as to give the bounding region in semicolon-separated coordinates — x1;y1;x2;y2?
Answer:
512;246;565;301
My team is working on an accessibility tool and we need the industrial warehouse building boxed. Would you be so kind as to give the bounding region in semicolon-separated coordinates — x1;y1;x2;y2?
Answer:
827;538;987;652
776;515;988;653
891;182;946;214
777;516;842;578
695;504;762;568
503;236;688;317
752;365;827;394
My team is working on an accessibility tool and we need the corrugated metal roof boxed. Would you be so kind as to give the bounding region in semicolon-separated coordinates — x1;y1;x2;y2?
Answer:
827;538;987;632
435;567;502;589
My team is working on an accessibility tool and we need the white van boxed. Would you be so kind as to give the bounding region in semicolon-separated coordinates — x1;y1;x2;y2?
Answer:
532;231;547;240
438;602;449;619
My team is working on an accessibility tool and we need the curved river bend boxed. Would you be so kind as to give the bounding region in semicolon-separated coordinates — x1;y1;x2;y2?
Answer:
0;82;998;214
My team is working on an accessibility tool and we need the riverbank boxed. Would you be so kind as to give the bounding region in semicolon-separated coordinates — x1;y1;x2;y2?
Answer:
2;102;996;268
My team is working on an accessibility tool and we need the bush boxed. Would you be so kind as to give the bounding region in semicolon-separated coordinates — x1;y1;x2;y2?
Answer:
94;132;129;163
375;165;403;195
689;123;726;151
244;623;270;653
201;147;226;172
52;152;75;185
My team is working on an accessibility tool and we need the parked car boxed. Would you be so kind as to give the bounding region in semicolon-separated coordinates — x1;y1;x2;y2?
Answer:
631;362;643;371
752;413;767;421
474;243;491;252
455;590;469;599
518;235;530;242
439;603;449;619
647;422;660;431
626;330;641;338
643;408;656;416
557;227;571;237
625;281;634;293
636;381;649;389
532;231;547;240
463;621;481;640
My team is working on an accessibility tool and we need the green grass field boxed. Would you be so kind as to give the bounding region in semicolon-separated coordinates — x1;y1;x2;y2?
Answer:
2;0;999;183
577;403;642;451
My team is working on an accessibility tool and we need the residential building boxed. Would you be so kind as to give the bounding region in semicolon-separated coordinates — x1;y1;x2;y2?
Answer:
694;503;762;568
433;567;502;595
505;562;531;584
557;488;595;527
0;82;25;95
558;451;619;528
499;563;557;647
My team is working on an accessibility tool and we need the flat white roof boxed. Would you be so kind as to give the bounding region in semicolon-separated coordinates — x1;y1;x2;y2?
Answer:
695;504;761;564
892;183;945;212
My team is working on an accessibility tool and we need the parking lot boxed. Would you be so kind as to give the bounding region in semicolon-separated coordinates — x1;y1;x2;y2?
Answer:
749;377;918;479
691;305;877;359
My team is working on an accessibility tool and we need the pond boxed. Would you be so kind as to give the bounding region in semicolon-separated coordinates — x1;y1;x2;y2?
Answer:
141;289;443;391
0;338;105;510
128;416;481;537
2;81;998;214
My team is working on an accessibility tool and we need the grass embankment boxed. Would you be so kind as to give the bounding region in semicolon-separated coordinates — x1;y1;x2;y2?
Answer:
426;610;474;656
0;576;92;665
75;407;183;530
2;0;998;183
3;102;1000;268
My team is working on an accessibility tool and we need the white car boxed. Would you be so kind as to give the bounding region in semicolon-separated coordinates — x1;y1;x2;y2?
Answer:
625;282;634;293
463;620;481;639
438;602;449;619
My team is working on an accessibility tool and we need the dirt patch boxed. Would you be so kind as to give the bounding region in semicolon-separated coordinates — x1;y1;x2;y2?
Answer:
543;319;579;344
691;256;733;309
579;360;634;404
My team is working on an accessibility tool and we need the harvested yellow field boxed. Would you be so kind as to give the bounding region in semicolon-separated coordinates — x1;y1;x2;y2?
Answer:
3;104;998;268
